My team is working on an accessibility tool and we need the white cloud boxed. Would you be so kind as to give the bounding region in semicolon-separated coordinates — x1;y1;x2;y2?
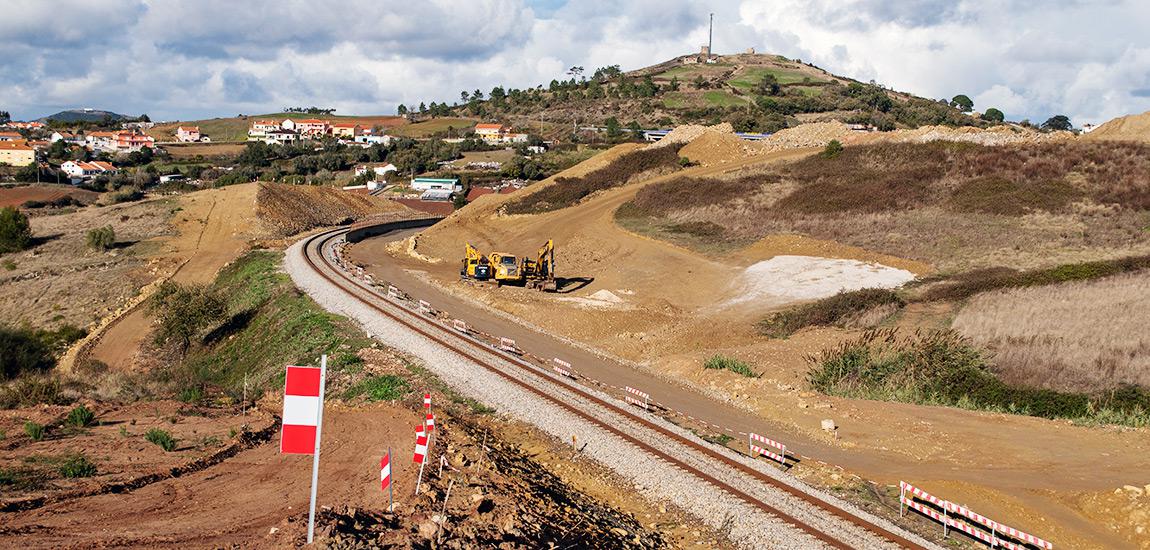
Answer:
1;0;1149;125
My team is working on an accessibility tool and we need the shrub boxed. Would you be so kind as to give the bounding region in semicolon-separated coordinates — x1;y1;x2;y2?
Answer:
759;288;905;337
86;225;116;251
821;139;843;159
148;282;228;354
66;404;96;428
1;324;87;382
921;254;1150;302
24;421;44;441
344;375;409;402
98;186;143;206
0;376;65;409
806;329;1150;426
620;174;767;219
703;355;759;377
665;221;724;237
2;259;15;270
948;176;1081;215
145;428;177;451
506;144;684;214
0;206;32;254
58;453;97;478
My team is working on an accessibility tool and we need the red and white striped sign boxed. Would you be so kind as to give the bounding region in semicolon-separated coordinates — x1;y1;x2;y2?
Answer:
425;412;435;432
418;299;433;314
624;386;649;410
380;453;391;491
900;481;1052;550
387;285;400;298
452;319;468;333
280;366;323;454
423;393;431;409
552;358;573;378
749;433;788;466
499;337;519;353
413;426;429;464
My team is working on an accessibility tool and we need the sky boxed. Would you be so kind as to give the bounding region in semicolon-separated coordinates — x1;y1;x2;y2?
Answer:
3;0;1150;126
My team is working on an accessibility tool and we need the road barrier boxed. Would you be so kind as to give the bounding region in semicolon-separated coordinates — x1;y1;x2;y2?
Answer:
749;432;788;466
452;319;468;333
387;285;400;299
624;386;650;410
553;358;575;379
900;481;1052;549
418;300;433;314
499;337;520;354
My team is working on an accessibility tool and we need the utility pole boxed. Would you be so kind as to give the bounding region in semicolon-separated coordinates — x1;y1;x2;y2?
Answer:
708;13;714;58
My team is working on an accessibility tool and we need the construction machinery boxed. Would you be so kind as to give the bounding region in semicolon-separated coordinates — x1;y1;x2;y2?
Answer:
460;239;557;291
460;243;491;281
523;239;557;291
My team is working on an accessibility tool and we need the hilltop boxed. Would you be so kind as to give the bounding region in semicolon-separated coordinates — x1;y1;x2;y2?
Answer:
146;112;410;142
413;51;996;139
39;108;134;123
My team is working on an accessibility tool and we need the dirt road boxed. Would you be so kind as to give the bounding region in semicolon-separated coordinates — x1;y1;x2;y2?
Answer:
88;184;263;370
0;405;423;549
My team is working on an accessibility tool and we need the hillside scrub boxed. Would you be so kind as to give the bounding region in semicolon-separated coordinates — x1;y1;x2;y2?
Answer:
0;324;86;382
505;144;684;214
807;328;1150;427
0;206;33;254
920;254;1150;302
759;288;904;338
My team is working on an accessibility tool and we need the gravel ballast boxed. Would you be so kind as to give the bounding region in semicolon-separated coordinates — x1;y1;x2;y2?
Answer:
286;235;938;550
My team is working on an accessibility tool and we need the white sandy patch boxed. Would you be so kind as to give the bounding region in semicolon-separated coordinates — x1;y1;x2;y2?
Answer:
557;288;630;309
727;255;916;307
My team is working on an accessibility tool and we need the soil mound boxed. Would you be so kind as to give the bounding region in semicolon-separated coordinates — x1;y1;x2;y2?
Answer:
679;130;748;165
1084;110;1150;143
650;122;735;148
256;183;412;236
895;124;1071;146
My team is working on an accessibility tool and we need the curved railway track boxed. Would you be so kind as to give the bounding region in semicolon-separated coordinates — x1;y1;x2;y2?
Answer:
300;225;930;550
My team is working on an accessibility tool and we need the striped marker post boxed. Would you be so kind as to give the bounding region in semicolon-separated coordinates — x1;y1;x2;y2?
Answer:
381;449;392;512
280;356;328;544
413;425;429;495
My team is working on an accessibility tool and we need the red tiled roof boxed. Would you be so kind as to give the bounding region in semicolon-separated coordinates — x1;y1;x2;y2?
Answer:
474;123;504;130
178;126;199;132
297;119;327;124
0;140;34;151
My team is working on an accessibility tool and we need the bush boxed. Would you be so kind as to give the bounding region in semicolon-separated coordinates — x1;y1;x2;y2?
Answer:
821;139;843;159
506;144;684;214
58;453;97;478
806;329;1150;426
0;206;32;254
148;282;228;354
0;324;83;382
145;428;177;451
948;176;1080;215
703;355;759;377
0;376;65;409
344;375;409;402
24;421;44;441
759;288;904;337
921;254;1150;302
66;404;95;427
86;225;116;251
98;186;143;205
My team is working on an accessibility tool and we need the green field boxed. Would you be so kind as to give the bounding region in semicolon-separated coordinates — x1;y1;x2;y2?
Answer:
727;67;824;91
703;90;748;107
662;92;690;109
388;117;477;138
653;63;733;81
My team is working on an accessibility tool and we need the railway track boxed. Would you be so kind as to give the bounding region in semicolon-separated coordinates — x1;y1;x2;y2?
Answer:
299;225;933;549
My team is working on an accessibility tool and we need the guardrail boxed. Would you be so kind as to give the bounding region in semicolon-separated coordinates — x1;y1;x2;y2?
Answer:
900;481;1052;549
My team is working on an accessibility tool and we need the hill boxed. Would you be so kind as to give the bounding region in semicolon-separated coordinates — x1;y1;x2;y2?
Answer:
409;51;995;139
1084;110;1150;143
147;112;409;142
38;108;133;123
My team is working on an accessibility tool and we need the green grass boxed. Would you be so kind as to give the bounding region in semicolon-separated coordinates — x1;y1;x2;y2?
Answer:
703;355;759;378
727;67;822;91
702;90;747;107
654;63;733;80
57;453;97;478
662;92;691;109
24;421;44;441
343;374;409;402
759;288;904;338
179;251;373;399
145;428;177;451
388;117;476;138
65;404;96;428
920;254;1150;302
807;329;1150;427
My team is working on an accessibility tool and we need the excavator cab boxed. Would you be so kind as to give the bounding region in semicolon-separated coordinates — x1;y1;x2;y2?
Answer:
461;243;491;281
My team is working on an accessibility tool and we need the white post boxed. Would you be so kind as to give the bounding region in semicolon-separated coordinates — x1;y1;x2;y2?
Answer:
899;484;905;518
306;355;327;545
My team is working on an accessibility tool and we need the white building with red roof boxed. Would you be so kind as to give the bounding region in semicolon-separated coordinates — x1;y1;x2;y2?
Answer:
176;126;202;142
61;160;117;179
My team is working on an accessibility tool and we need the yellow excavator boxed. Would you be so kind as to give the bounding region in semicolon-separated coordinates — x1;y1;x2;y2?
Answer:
460;239;556;291
460;243;492;281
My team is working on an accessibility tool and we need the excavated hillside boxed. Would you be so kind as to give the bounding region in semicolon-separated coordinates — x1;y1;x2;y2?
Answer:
1084;110;1150;143
256;183;415;237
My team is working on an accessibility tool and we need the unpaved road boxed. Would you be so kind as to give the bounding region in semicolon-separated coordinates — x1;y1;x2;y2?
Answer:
0;405;423;549
89;184;263;370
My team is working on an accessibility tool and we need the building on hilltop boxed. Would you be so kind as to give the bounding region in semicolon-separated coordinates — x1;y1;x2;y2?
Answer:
176;126;204;142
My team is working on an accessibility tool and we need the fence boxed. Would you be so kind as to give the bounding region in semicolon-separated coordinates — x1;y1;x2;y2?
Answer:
624;386;650;410
452;319;468;333
900;481;1052;549
418;300;433;315
553;358;575;379
499;337;520;354
748;432;788;466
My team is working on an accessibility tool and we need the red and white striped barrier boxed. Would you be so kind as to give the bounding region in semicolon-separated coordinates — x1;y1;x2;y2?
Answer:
418;299;433;314
452;319;468;333
499;337;520;354
413;426;428;464
380;453;391;491
425;412;435;432
423;392;431;409
553;358;575;378
624;386;650;410
748;432;788;466
900;481;1052;549
387;285;400;298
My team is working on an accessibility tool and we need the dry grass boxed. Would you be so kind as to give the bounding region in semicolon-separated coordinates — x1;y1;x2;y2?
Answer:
952;271;1150;393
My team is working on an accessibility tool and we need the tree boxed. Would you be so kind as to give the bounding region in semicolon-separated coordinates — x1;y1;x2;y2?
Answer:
0;111;10;124
627;120;643;139
756;74;781;96
604;117;622;139
86;225;115;251
981;108;1005;123
397;104;408;115
460;91;470;103
418;102;427;113
693;75;708;90
950;94;974;112
1041;115;1072;131
452;194;468;210
566;66;584;81
0;207;33;254
148;282;227;354
821;139;844;159
669;76;681;91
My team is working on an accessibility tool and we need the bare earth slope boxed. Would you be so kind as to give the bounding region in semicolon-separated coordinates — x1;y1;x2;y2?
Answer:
1084;110;1150;142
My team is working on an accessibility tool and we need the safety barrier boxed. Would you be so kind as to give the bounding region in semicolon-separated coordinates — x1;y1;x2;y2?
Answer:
499;337;520;354
624;386;650;410
748;432;788;466
418;300;433;315
553;358;575;379
900;481;1052;549
452;319;468;333
387;285;400;299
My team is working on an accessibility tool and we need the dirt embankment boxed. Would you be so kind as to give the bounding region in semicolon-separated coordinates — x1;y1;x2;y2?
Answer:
1084;110;1150;143
256;182;414;237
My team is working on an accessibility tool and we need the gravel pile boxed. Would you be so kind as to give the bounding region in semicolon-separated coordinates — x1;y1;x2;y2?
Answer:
893;124;1073;146
649;122;736;148
286;236;937;550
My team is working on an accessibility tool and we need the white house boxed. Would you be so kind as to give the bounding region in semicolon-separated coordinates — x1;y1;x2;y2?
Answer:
411;177;462;192
355;163;398;179
61;160;116;180
263;129;300;145
176;126;202;142
50;131;84;145
353;134;392;146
